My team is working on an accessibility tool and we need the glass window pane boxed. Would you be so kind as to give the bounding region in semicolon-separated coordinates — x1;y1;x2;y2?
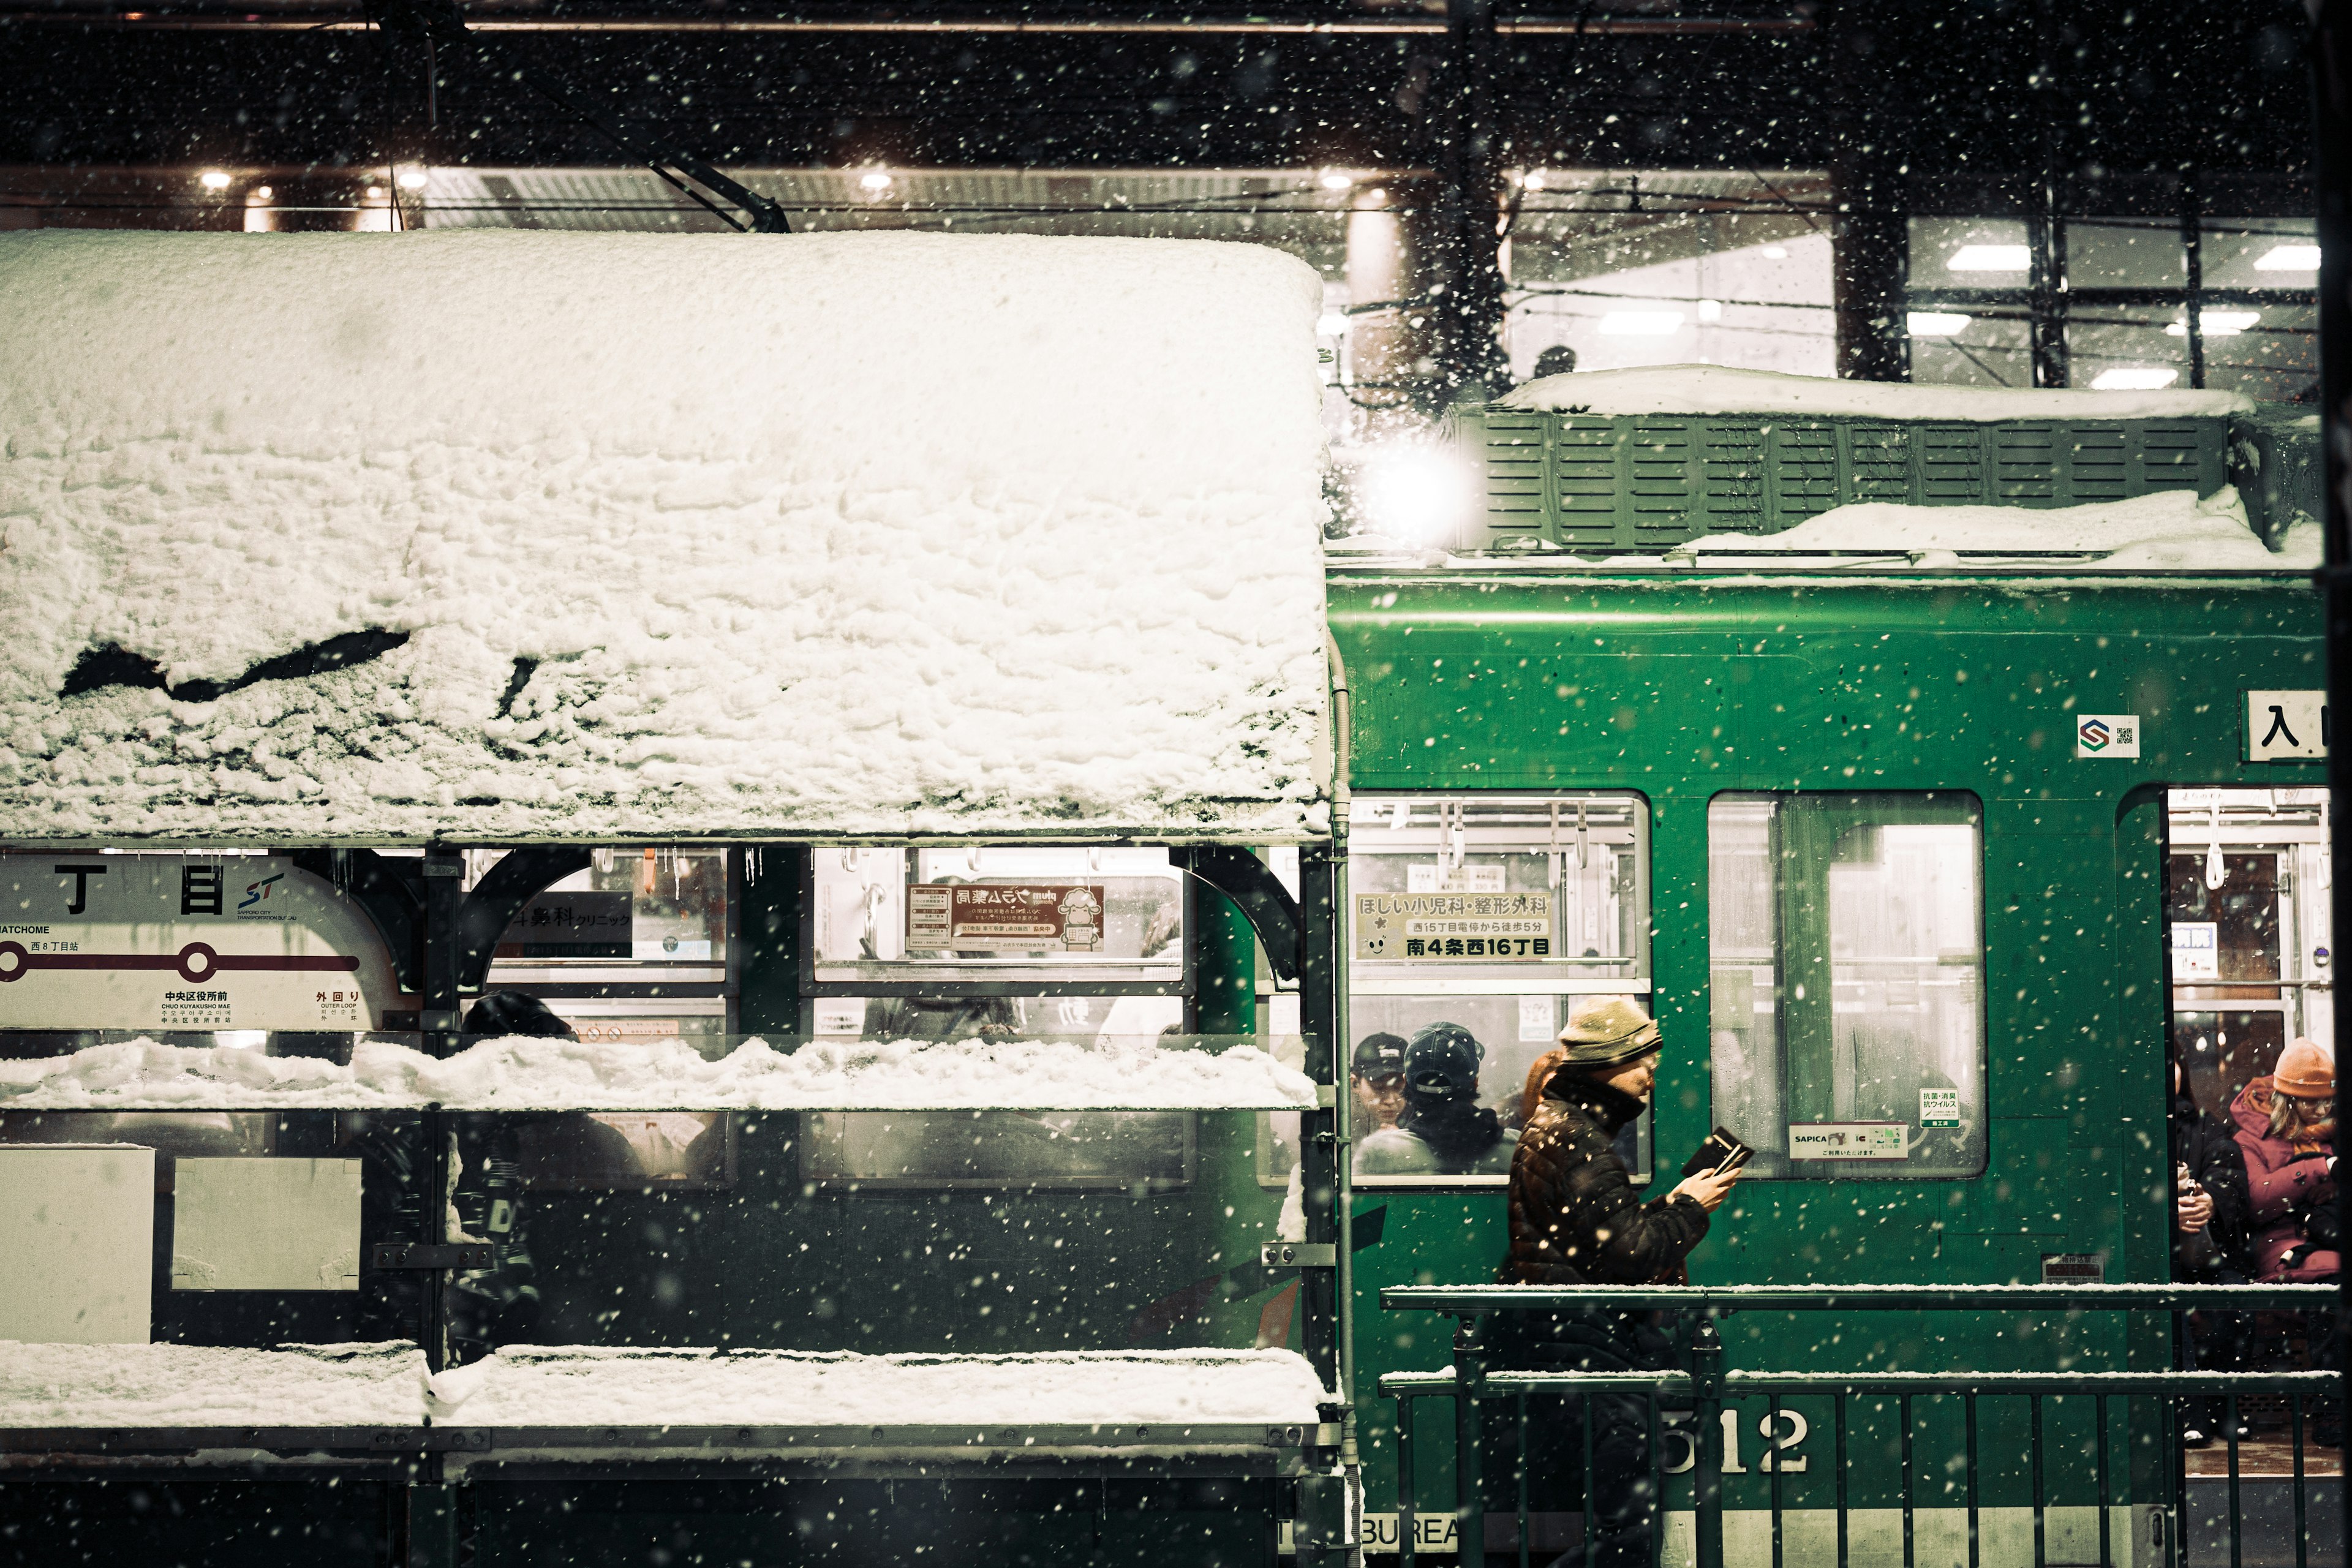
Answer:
1708;793;1986;1179
2068;219;2185;288
2199;217;2318;291
1343;793;1653;1186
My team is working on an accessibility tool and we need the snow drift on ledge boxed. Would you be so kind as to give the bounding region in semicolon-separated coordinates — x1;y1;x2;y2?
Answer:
0;1343;1329;1431
1502;363;2253;421
0;1033;1319;1110
0;231;1331;844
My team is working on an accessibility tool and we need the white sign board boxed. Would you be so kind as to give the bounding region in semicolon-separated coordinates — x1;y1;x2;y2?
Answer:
1918;1088;1962;1128
0;854;409;1031
2171;922;2220;981
171;1158;363;1292
2075;714;2141;759
2245;690;2328;761
0;1145;154;1343
1352;892;1555;962
1789;1122;1908;1161
2041;1252;2106;1284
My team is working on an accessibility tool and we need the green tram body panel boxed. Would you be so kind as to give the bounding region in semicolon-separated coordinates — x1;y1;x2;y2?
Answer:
1328;567;2324;1518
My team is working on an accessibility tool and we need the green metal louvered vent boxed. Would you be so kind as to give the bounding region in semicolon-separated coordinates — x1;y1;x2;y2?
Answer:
1443;407;2233;554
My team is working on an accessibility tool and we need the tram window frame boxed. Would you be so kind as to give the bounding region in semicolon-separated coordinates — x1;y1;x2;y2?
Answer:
1322;791;1656;1191
1707;791;1989;1182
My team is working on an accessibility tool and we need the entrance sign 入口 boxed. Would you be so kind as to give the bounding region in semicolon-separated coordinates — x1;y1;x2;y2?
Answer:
2074;714;2142;759
2245;690;2329;761
1352;892;1554;962
1789;1122;1908;1160
906;884;1106;952
0;854;409;1030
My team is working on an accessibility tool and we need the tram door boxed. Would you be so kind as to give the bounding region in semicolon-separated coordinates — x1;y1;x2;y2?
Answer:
2163;788;2332;1118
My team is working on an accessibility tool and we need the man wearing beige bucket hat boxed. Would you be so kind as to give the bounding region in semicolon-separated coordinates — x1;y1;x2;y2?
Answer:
1485;997;1744;1568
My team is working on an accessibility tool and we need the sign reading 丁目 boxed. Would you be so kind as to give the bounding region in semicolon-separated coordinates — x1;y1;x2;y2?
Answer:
2075;714;2141;759
2245;690;2329;761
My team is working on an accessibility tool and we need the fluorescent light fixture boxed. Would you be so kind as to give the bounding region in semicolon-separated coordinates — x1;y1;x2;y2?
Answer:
2166;309;2261;337
1697;298;1724;323
1948;244;2032;271
197;170;232;190
1906;311;1973;337
364;185;385;200
1523;168;1548;192
1357;443;1479;543
251;185;273;201
396;167;429;191
1760;245;1789;259
2254;243;2320;271
859;170;894;192
2090;367;2179;391
1320;169;1354;191
1316;312;1351;336
1598;310;1685;336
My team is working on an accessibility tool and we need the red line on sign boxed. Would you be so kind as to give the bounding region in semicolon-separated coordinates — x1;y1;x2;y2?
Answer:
0;941;359;985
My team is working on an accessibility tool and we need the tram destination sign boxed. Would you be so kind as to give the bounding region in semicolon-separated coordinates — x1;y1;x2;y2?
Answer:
1352;891;1554;962
906;884;1106;952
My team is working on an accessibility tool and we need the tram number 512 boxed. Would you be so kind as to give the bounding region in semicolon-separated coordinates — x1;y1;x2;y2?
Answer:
1660;1409;1809;1474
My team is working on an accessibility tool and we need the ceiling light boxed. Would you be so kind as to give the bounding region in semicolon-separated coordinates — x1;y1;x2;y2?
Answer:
2166;309;2261;337
1760;245;1789;259
1364;188;1387;205
251;185;273;201
396;167;429;191
1598;310;1685;336
365;185;384;200
198;170;232;191
1697;298;1723;323
1948;244;2031;271
859;170;894;193
2254;243;2320;271
1907;311;1973;337
2090;367;2179;391
1523;168;1548;192
1319;169;1354;192
1316;312;1351;336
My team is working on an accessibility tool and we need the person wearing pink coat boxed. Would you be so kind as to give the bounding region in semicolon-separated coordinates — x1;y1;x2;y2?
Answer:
2228;1038;2339;1284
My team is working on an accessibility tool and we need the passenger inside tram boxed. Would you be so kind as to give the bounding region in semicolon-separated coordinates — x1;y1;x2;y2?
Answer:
1348;1031;1408;1135
1352;1022;1517;1177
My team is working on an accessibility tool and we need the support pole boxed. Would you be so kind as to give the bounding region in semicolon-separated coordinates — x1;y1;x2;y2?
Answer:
1455;1318;1487;1568
1431;0;1509;404
409;844;465;1568
2180;170;2206;390
2310;4;2352;1550
1298;843;1343;1394
2027;0;2068;389
1692;1314;1727;1568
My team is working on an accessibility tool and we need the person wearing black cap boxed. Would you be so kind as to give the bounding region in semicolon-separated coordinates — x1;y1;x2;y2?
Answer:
1490;997;1742;1568
1349;1031;1409;1137
1354;1022;1517;1177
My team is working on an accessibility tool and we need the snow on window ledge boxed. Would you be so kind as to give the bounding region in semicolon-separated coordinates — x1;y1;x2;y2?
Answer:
0;1033;1321;1111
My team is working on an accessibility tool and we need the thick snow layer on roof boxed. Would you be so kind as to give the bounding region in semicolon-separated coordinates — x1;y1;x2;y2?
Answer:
1683;487;2313;568
424;1346;1328;1428
0;1341;423;1427
0;231;1330;844
1502;364;2253;421
0;1034;1318;1110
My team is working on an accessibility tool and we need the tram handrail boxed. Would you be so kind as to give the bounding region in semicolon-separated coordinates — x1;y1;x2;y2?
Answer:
1381;1281;2337;1313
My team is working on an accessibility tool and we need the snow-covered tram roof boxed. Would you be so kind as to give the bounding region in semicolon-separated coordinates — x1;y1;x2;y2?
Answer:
0;231;1333;845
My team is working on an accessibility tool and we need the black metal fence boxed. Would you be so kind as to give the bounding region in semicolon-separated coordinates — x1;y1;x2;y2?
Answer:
1379;1284;2339;1568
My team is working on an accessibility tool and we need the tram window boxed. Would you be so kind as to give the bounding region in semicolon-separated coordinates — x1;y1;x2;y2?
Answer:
1338;793;1653;1188
1708;793;1987;1180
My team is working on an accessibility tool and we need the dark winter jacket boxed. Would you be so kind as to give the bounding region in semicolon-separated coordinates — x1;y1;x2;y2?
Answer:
1500;1071;1709;1288
2171;1088;2252;1279
2230;1077;2339;1283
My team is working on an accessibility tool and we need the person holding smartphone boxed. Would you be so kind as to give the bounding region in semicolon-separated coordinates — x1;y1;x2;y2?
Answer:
1489;997;1743;1568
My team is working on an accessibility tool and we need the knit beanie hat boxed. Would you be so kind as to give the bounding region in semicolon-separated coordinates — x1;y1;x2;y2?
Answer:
2273;1037;2335;1100
1555;995;1663;1068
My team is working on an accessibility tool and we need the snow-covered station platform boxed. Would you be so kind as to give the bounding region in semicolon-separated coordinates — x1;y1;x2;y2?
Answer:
0;228;1351;1561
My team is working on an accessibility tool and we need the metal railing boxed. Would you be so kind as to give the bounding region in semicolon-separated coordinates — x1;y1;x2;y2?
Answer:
1379;1283;2339;1568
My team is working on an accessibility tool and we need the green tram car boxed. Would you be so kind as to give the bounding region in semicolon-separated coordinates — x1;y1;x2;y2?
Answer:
1;383;2334;1567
